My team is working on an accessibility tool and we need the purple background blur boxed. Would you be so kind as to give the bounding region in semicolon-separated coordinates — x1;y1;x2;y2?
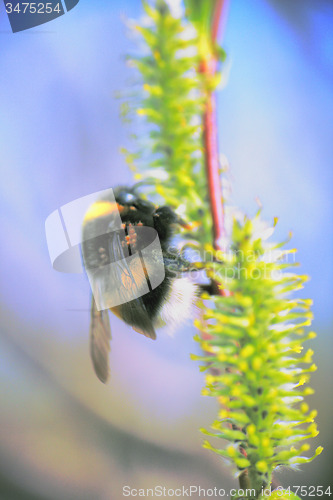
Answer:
0;0;332;498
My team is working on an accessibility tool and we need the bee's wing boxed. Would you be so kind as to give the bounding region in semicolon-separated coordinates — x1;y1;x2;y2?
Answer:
109;231;156;340
118;296;156;340
90;295;111;383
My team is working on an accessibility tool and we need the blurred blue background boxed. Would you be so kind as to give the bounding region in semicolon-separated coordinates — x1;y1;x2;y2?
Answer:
0;0;332;498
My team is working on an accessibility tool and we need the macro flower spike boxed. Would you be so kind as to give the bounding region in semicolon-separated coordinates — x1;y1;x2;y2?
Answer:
195;214;321;492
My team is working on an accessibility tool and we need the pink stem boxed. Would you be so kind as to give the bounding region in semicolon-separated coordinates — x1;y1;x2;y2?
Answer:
201;0;229;291
202;56;226;253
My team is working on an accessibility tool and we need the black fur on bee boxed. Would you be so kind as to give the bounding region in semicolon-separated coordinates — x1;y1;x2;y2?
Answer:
81;186;197;383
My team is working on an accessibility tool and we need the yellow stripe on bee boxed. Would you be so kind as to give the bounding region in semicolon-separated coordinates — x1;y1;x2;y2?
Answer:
83;201;124;222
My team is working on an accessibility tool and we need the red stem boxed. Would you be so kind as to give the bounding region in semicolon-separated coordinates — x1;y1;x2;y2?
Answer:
212;0;225;42
201;0;229;254
202;57;225;252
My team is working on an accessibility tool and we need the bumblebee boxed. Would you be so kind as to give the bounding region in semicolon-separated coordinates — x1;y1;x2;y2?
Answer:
81;186;197;383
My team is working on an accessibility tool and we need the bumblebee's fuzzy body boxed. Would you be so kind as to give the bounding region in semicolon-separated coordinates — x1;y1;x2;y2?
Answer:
81;186;196;382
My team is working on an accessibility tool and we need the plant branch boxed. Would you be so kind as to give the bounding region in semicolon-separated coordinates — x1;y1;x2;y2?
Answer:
212;0;228;43
201;0;229;254
202;61;225;252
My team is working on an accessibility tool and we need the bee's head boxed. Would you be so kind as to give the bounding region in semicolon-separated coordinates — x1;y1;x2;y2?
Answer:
114;187;155;214
153;206;189;242
113;186;138;206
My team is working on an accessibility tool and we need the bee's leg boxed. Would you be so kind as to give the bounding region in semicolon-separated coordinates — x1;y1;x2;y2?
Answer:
163;256;194;273
126;224;138;252
163;259;217;295
199;283;216;295
177;241;201;256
